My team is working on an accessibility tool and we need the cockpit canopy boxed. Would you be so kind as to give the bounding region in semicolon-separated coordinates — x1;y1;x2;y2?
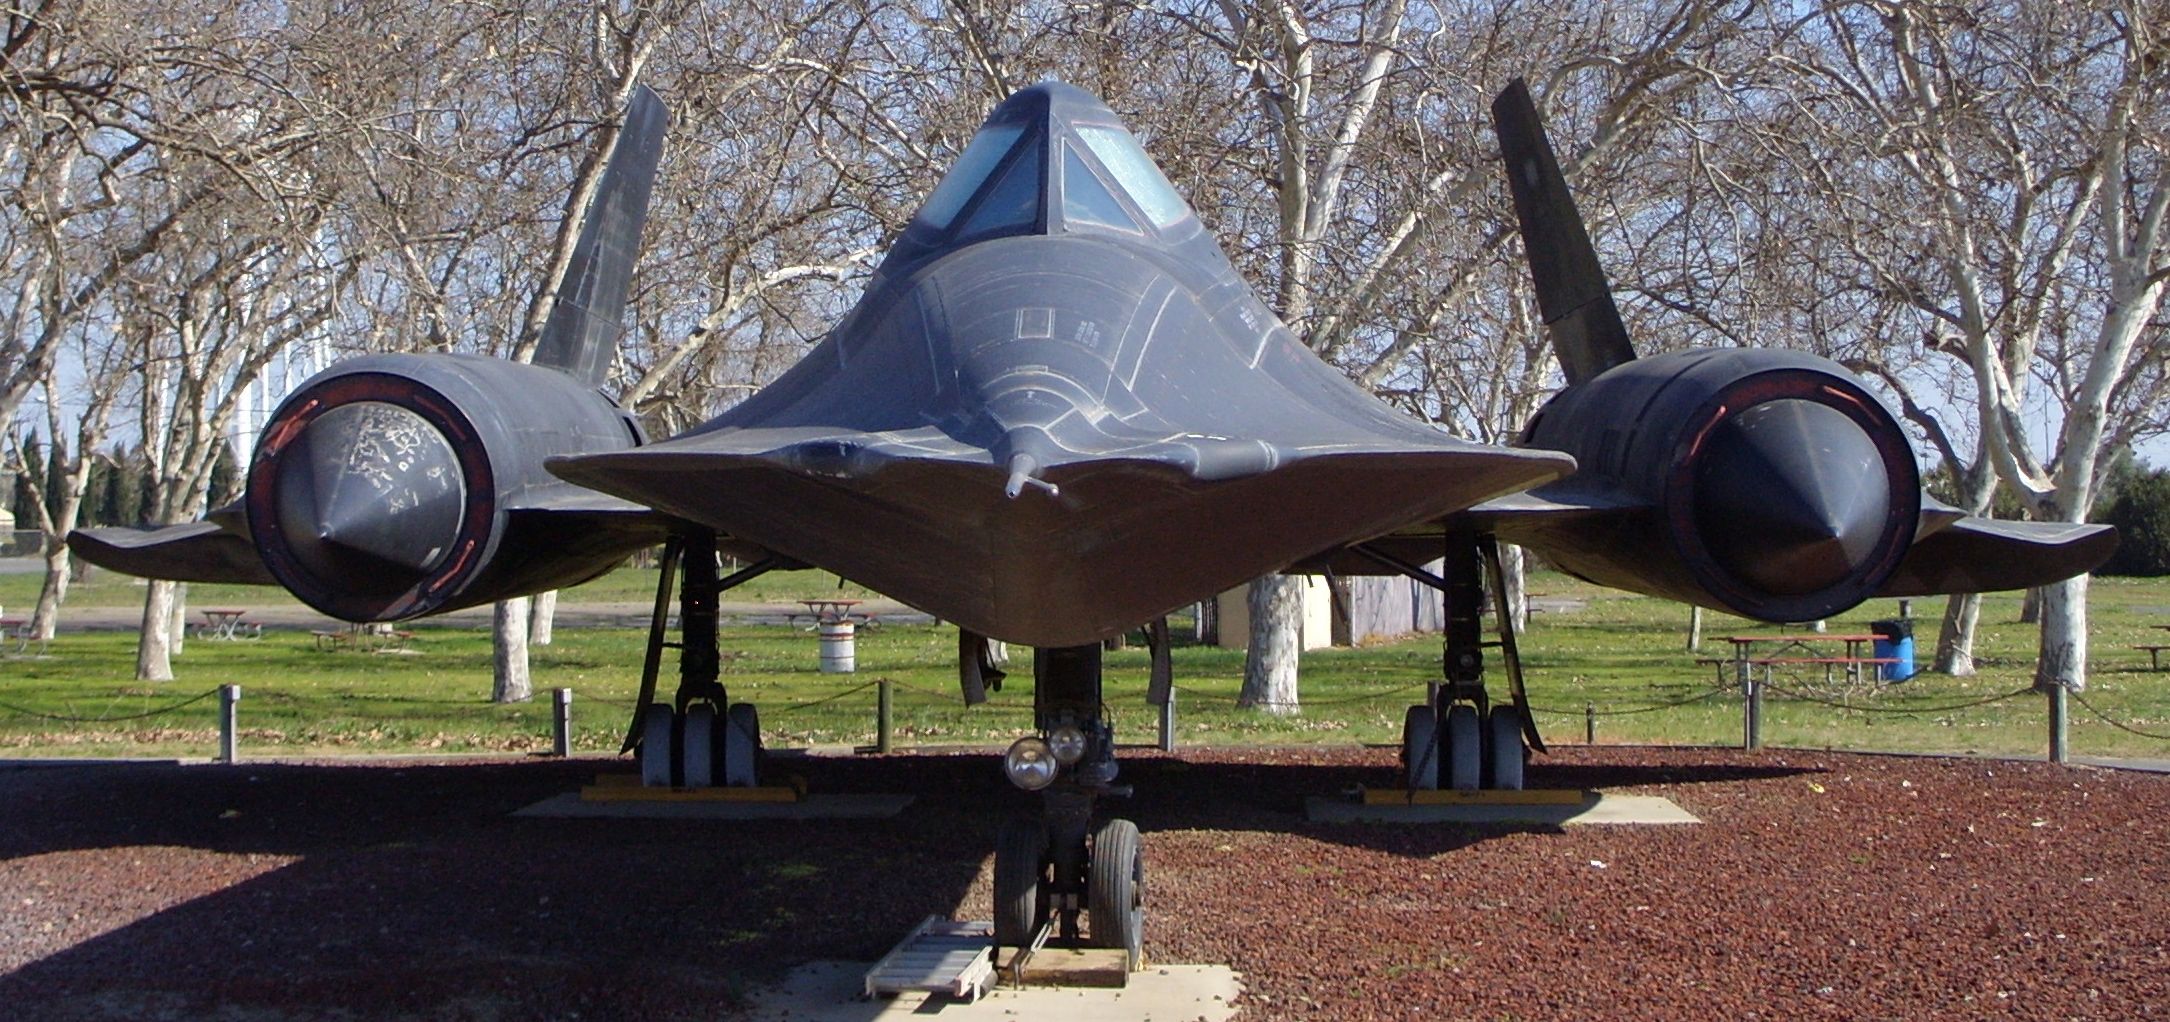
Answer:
905;83;1197;250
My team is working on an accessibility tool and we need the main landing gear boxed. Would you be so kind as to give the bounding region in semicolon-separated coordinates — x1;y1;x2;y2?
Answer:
1361;532;1545;791
990;644;1145;972
624;531;781;787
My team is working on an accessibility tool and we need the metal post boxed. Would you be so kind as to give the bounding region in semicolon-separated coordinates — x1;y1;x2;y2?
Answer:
1585;703;1596;745
876;679;893;754
1158;687;1176;752
2048;685;2069;764
552;688;573;757
1743;671;1762;751
218;684;241;764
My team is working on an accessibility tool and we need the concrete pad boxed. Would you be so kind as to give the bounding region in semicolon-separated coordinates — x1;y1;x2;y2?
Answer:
512;791;912;820
1015;947;1130;988
746;960;1243;1021
1306;791;1699;825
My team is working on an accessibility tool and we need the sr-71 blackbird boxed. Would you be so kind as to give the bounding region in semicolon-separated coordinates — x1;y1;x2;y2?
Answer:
72;79;2114;969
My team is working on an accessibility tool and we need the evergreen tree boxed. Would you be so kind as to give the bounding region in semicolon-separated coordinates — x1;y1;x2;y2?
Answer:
11;431;44;530
207;440;242;508
2097;467;2170;576
82;456;112;528
134;459;158;524
43;434;68;525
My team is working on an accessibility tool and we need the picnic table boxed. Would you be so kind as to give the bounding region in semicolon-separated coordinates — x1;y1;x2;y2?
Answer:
1716;632;1900;687
311;622;413;652
0;616;38;656
199;608;258;640
2134;625;2170;669
793;598;881;629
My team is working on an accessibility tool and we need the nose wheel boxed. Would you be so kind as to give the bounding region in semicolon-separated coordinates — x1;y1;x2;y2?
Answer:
992;811;1145;973
1087;818;1145;971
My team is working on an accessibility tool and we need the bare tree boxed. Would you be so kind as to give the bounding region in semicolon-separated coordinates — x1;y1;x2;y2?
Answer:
1752;1;2170;690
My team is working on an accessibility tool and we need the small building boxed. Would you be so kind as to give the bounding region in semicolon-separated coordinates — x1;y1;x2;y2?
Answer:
1213;561;1447;650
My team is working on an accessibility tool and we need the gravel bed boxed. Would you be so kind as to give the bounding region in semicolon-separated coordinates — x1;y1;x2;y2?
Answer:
1;745;2165;1020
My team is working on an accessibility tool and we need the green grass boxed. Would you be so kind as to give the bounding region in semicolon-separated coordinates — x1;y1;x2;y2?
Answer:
0;557;876;611
2;567;2167;763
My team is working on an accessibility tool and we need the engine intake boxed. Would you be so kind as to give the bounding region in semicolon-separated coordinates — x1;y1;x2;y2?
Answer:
1518;348;1920;623
246;353;647;621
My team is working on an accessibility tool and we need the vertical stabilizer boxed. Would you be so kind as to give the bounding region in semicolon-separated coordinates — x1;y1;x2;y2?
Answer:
533;85;670;388
1491;79;1636;386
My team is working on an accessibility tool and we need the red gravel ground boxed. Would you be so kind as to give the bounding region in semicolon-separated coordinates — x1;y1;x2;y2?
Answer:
2;745;2165;1020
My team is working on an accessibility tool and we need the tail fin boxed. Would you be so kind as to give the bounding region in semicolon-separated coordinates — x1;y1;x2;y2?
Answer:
532;84;670;387
1491;78;1636;386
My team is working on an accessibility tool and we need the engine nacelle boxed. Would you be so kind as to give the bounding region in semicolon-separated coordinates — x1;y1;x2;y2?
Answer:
1516;348;1920;623
245;353;649;621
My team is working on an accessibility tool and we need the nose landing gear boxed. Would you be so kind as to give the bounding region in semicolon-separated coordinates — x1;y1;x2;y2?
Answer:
991;644;1145;973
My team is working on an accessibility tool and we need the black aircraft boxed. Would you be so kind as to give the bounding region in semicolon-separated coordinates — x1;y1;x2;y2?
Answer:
71;79;2114;971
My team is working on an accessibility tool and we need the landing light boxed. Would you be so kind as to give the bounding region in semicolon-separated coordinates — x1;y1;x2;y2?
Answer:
1004;736;1058;791
1047;725;1088;766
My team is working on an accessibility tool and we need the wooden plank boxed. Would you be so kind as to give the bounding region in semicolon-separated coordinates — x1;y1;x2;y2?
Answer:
1359;787;1589;806
580;784;801;803
1013;947;1130;988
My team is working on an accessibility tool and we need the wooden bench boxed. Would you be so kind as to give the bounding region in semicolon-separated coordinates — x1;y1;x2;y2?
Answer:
2133;644;2170;670
1745;656;1905;685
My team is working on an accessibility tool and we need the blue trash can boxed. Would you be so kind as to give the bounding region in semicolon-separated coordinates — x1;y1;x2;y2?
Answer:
1871;618;1915;682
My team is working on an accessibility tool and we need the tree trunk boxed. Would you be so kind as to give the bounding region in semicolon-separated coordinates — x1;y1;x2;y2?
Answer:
31;538;67;640
1687;606;1703;652
529;589;557;646
137;579;178;681
493;597;532;703
2034;574;2088;691
169;582;187;657
1500;542;1528;633
1238;574;1303;716
1933;592;1981;675
2019;586;2042;624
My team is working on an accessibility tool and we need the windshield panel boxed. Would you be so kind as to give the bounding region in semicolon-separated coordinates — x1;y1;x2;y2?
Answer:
1061;144;1140;232
918;125;1024;229
1075;124;1190;227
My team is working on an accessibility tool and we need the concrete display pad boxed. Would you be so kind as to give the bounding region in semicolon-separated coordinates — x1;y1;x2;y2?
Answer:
747;960;1243;1021
513;792;913;820
1305;791;1699;825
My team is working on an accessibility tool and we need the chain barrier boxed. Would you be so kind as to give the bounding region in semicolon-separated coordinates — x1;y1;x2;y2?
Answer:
764;680;883;716
2070;687;2170;741
886;678;1034;712
1757;681;2036;715
0;687;220;723
1167;680;1428;708
1528;687;1727;717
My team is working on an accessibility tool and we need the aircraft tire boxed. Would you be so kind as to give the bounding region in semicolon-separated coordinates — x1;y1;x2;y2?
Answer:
1444;705;1482;792
1487;705;1526;791
1087;818;1145;971
993;816;1050;948
724;703;761;787
638;705;675;787
1401;704;1439;789
681;703;716;788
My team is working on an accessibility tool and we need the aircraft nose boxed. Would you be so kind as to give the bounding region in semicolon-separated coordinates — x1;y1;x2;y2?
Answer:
271;401;467;590
1692;398;1892;596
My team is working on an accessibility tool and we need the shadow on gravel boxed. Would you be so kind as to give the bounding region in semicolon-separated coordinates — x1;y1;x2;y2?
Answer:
0;747;1827;1019
0;755;1013;1020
